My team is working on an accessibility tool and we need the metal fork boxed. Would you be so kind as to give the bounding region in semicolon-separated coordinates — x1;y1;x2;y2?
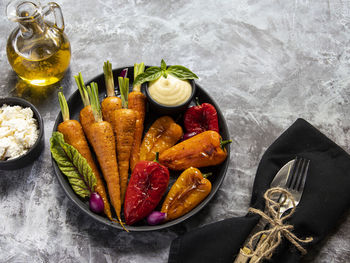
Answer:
276;156;310;216
235;157;311;263
247;157;310;263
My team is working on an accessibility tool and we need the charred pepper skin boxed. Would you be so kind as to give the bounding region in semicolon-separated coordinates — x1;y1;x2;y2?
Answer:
183;102;219;136
140;116;183;161
161;167;212;221
124;160;170;225
159;130;230;170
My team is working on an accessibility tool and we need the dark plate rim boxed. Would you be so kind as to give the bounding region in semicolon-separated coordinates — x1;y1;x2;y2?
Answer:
52;66;231;231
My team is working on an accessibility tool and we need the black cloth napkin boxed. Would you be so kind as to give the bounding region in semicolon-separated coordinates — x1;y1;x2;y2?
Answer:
168;118;350;263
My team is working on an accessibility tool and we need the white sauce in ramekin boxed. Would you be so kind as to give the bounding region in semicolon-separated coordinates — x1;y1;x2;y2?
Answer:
148;75;192;106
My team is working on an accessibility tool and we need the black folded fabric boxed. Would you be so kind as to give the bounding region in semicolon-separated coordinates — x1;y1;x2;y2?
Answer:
168;118;350;263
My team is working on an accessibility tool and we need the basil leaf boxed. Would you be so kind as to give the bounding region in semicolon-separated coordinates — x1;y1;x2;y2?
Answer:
134;67;162;85
161;59;167;71
167;65;199;80
50;132;97;198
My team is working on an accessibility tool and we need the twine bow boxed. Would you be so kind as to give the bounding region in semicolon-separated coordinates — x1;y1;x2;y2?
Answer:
244;187;313;263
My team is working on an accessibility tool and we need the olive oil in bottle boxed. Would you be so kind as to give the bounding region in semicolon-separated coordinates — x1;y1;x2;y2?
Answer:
6;1;71;86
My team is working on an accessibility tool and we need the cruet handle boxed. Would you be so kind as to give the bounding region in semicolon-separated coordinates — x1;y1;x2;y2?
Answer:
42;2;65;31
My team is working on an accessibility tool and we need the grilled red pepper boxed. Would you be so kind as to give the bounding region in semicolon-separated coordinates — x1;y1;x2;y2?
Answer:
124;153;170;225
183;98;219;138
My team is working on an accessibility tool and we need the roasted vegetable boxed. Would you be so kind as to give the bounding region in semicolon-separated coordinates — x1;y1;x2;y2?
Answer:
101;61;123;124
111;75;136;203
140;116;183;161
147;211;166;225
87;82;124;227
89;192;105;214
159;130;231;170
124;153;170;225
182;131;200;141
129;62;146;171
57;91;113;220
183;98;219;137
161;167;212;221
75;73;95;141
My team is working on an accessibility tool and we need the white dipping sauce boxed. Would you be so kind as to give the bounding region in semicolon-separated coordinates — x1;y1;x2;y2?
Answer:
148;75;192;106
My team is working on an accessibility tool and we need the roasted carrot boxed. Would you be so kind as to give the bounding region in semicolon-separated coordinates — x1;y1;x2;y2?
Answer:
101;61;122;123
87;82;125;229
57;91;113;221
129;62;146;171
129;112;143;171
102;97;122;124
74;73;95;141
111;76;136;203
79;105;95;141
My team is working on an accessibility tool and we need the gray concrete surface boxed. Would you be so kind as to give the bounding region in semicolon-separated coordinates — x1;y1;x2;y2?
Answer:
0;0;349;262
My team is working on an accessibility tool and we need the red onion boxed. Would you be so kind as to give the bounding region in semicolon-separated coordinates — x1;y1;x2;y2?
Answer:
120;68;128;78
182;131;200;141
147;211;166;225
89;192;104;214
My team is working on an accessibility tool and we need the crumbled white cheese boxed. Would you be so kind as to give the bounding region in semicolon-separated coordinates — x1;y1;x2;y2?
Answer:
0;104;39;160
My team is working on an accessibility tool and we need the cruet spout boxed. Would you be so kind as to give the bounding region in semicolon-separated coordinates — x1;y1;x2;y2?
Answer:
6;0;43;37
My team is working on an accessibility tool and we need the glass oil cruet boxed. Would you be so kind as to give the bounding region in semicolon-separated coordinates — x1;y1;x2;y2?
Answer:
6;0;71;86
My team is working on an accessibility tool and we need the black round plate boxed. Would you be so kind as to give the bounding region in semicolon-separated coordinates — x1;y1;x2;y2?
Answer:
52;66;230;231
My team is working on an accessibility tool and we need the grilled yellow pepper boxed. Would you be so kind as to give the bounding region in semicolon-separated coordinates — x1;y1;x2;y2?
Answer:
161;167;212;221
140;116;183;161
159;130;231;170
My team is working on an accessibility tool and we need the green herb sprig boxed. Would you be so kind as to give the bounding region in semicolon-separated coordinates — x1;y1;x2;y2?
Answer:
134;59;198;86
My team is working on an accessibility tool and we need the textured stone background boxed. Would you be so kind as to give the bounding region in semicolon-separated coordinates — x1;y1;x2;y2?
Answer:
0;0;349;262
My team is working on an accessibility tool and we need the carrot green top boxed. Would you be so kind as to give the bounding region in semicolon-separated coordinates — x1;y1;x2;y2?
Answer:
58;91;70;122
74;72;90;107
103;60;115;97
87;82;102;122
118;76;130;109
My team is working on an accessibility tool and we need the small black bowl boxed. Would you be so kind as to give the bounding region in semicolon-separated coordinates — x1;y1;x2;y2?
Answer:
0;97;44;170
144;79;197;116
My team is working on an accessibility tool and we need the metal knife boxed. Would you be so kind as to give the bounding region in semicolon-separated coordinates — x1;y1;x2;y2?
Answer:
233;160;294;263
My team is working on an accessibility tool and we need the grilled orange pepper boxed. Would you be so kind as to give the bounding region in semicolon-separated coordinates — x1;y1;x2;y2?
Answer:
161;167;212;221
159;130;231;170
140;116;183;161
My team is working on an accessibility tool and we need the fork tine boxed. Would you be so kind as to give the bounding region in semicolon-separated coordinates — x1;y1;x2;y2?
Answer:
286;156;301;188
290;158;306;190
295;159;310;192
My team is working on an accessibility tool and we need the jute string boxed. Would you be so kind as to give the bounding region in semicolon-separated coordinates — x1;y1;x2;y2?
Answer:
243;187;313;263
